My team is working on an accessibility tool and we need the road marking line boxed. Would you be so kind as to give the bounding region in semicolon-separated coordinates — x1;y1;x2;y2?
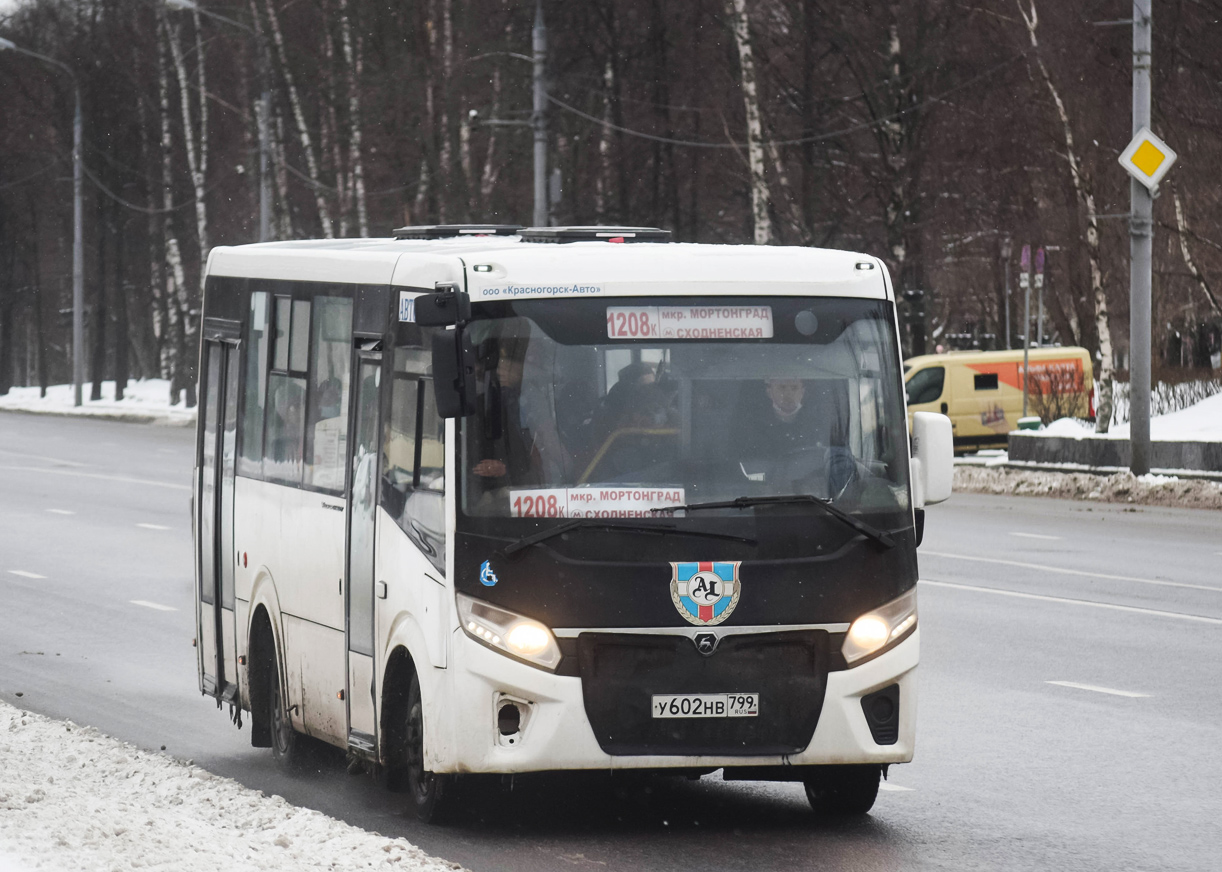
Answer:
0;448;87;467
136;523;172;531
7;570;46;579
921;578;1222;625
1046;681;1149;698
922;550;1221;594
879;783;915;792
45;509;76;515
0;465;190;492
1009;532;1062;541
130;600;177;612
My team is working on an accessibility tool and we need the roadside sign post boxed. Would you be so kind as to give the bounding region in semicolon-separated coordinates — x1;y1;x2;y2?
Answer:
1034;246;1046;347
1020;245;1032;418
1001;237;1012;349
1119;1;1171;476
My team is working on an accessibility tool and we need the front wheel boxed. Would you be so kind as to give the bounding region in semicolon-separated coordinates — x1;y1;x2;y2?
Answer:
804;765;881;816
404;673;459;823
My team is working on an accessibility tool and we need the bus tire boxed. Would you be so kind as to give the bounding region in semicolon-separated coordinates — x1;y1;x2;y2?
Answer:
404;672;457;823
267;651;303;770
803;765;880;816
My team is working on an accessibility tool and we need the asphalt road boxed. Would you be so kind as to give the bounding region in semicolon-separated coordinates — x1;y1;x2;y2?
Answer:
1;410;1219;871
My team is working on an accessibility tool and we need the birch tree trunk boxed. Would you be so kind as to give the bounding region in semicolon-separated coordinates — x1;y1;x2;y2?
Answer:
478;64;502;208
136;69;169;381
322;21;350;237
338;0;369;236
157;26;189;406
264;0;334;237
1170;181;1222;317
725;0;772;245
165;10;209;282
438;0;456;221
595;59;613;221
1018;0;1114;432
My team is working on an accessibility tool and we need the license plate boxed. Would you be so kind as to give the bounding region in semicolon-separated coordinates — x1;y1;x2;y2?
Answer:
651;693;759;719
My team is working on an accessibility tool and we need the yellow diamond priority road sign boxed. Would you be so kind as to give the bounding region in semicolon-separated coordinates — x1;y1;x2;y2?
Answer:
1118;127;1177;191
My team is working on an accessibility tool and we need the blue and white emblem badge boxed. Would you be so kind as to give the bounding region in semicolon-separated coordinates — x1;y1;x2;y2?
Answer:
670;562;741;626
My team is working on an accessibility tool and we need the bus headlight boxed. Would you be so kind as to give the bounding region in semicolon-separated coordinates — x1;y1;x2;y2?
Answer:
457;593;562;671
842;587;917;665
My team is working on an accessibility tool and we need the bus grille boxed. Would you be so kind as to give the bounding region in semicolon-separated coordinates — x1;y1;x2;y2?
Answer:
576;630;828;757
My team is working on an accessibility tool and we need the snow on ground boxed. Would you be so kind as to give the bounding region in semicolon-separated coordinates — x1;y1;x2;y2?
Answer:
0;380;196;426
0;701;462;872
953;466;1222;509
1028;391;1222;442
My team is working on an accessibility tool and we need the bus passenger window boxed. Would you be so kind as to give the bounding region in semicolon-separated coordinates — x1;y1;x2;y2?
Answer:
238;291;269;477
304;296;353;493
264;374;306;483
272;296;291;371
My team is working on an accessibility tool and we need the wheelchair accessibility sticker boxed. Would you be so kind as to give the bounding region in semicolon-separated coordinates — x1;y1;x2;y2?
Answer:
480;560;499;587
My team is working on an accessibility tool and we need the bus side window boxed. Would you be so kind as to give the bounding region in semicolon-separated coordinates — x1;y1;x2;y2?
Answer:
264;297;310;485
238;291;270;477
303;296;353;493
383;370;446;573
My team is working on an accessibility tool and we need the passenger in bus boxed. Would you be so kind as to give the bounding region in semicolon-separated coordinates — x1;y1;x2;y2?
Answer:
471;337;570;487
584;382;678;481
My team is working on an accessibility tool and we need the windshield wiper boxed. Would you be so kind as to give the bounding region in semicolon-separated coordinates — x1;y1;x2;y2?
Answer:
654;494;896;549
502;519;756;556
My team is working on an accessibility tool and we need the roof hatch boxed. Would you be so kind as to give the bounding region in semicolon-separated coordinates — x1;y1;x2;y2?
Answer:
392;224;523;240
519;226;671;244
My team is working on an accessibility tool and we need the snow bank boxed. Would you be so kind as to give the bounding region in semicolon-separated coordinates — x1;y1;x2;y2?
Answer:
0;702;462;872
1110;390;1222;442
0;380;196;426
1028;391;1222;443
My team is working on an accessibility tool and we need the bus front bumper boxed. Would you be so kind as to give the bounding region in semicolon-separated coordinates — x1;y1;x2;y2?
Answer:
432;627;918;774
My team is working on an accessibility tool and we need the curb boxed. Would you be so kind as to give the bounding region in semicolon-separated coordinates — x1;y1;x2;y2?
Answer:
0;407;196;427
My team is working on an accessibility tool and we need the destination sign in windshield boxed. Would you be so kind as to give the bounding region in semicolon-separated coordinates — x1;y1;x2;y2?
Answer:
606;305;774;340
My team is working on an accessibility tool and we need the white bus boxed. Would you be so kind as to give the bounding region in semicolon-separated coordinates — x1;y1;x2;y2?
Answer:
193;225;952;822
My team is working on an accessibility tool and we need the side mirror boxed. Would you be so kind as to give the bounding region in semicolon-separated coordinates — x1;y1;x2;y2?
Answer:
413;283;471;327
910;411;953;507
431;330;476;418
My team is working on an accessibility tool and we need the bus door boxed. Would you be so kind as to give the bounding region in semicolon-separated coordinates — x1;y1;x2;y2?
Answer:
198;332;241;703
344;344;382;752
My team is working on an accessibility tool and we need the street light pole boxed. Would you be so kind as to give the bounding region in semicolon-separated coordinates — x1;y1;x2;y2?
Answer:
0;38;84;406
1129;0;1154;475
72;87;84;405
165;0;272;242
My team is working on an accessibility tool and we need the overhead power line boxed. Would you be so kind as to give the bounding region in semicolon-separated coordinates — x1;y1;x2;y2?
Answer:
547;51;1030;150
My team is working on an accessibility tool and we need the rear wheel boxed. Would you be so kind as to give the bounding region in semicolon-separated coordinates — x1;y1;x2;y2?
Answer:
267;655;302;770
404;673;458;823
803;765;881;816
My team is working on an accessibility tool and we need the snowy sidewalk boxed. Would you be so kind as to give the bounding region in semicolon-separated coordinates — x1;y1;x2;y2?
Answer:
0;380;196;426
0;701;462;872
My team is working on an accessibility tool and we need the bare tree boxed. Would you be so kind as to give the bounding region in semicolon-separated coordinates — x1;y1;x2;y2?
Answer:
725;0;772;245
264;0;334;237
1170;180;1222;318
1017;0;1116;432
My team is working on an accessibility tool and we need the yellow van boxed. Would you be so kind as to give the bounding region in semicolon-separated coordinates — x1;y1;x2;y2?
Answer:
904;347;1094;451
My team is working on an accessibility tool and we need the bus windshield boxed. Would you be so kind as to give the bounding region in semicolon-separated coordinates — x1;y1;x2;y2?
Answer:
459;296;911;525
